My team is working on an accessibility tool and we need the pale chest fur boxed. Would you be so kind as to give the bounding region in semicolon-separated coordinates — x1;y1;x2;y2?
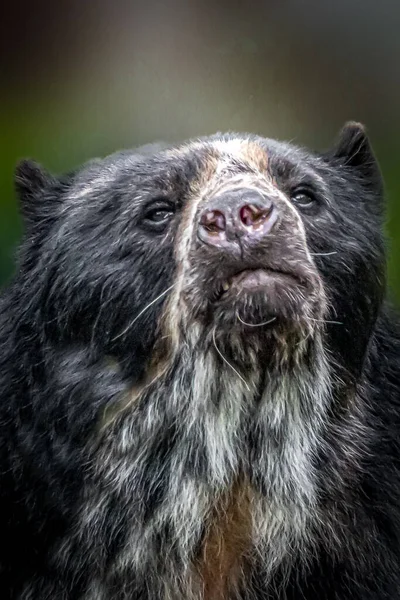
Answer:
77;350;329;599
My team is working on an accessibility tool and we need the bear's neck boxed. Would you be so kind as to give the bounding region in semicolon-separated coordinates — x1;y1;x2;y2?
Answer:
80;333;333;598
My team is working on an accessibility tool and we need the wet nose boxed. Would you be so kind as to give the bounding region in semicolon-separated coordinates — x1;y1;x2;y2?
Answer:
198;188;278;248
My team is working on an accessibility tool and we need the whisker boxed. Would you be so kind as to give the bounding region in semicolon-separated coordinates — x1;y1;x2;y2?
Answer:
310;252;338;257
112;284;175;341
212;328;250;392
308;318;343;325
236;312;276;328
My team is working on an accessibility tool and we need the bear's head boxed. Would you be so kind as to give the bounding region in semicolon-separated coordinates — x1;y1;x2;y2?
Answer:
14;123;385;382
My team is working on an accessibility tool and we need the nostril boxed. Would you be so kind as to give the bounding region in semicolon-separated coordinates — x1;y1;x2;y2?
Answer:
200;210;226;234
239;203;273;228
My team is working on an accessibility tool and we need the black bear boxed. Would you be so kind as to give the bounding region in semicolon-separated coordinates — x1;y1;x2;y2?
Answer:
0;123;399;599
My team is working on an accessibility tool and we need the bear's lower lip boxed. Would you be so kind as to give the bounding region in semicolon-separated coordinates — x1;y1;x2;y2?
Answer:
219;268;299;299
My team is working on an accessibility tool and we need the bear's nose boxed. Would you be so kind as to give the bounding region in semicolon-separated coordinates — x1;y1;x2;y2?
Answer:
198;188;278;248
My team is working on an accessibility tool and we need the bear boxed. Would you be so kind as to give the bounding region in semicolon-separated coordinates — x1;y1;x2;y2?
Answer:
0;122;399;600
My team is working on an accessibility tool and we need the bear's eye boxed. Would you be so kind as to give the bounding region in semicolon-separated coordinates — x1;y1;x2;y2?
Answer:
142;201;175;231
147;209;171;222
290;189;316;210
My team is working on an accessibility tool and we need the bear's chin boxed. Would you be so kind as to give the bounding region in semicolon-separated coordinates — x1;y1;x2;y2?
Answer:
204;272;322;335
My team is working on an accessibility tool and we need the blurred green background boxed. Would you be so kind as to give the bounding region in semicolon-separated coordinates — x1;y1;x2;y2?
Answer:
1;0;399;303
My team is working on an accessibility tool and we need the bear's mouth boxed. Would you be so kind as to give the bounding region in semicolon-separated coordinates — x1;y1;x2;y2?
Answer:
211;268;302;304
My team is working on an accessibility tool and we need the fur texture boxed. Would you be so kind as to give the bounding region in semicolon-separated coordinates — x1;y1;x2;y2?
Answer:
0;124;399;599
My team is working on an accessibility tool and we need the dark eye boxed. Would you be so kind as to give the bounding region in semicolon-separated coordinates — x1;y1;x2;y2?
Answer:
290;189;316;210
146;209;172;222
142;201;175;231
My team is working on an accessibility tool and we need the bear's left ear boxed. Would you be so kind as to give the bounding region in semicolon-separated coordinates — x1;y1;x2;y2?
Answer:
327;121;383;192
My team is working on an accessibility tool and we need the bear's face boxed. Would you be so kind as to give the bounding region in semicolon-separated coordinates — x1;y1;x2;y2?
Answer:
158;138;328;364
15;123;385;377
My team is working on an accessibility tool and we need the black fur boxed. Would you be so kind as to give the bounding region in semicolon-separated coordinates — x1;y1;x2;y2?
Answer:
0;125;399;599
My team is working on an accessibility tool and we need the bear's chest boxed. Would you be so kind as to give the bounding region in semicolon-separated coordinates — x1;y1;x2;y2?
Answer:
82;479;256;600
195;481;254;600
78;366;318;599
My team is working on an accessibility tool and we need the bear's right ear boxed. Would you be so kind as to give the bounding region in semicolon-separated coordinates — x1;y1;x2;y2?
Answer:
14;159;56;227
327;122;383;193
